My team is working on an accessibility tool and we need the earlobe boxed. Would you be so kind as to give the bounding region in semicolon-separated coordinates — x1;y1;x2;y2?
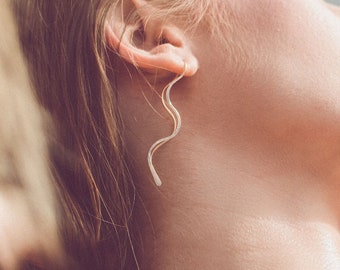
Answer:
105;6;198;77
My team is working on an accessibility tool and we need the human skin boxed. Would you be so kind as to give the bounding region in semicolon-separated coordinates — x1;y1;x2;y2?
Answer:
107;0;340;269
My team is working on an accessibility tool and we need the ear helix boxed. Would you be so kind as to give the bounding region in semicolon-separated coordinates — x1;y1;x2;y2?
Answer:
147;63;187;186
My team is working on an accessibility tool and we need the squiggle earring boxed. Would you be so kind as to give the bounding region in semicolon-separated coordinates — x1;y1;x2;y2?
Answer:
147;64;187;186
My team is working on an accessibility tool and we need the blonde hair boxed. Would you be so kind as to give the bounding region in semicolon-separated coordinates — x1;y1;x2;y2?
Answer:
13;0;217;268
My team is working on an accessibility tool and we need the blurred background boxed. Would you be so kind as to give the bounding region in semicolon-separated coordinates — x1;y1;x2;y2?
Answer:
326;0;340;5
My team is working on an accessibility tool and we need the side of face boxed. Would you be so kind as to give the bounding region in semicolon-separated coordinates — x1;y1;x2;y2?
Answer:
194;0;340;147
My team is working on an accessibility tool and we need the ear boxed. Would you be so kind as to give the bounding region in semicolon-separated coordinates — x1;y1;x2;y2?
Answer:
105;1;198;77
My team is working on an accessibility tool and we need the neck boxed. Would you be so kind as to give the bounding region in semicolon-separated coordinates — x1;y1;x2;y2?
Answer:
114;3;340;267
118;67;340;270
126;113;340;269
133;128;340;269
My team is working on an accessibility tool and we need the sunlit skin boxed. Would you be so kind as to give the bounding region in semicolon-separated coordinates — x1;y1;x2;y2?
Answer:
108;0;340;268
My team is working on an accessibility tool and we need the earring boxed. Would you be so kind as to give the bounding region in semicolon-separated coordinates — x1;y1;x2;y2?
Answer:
147;64;187;187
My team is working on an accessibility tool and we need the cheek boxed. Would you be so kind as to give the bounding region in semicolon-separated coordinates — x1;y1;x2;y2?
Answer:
234;0;296;29
234;0;329;47
198;0;340;143
231;1;340;115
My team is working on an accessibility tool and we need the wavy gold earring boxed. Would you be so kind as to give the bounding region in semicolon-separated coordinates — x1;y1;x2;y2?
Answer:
147;64;187;186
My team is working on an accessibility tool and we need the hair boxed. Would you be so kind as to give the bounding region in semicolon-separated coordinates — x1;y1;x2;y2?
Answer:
13;0;219;269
